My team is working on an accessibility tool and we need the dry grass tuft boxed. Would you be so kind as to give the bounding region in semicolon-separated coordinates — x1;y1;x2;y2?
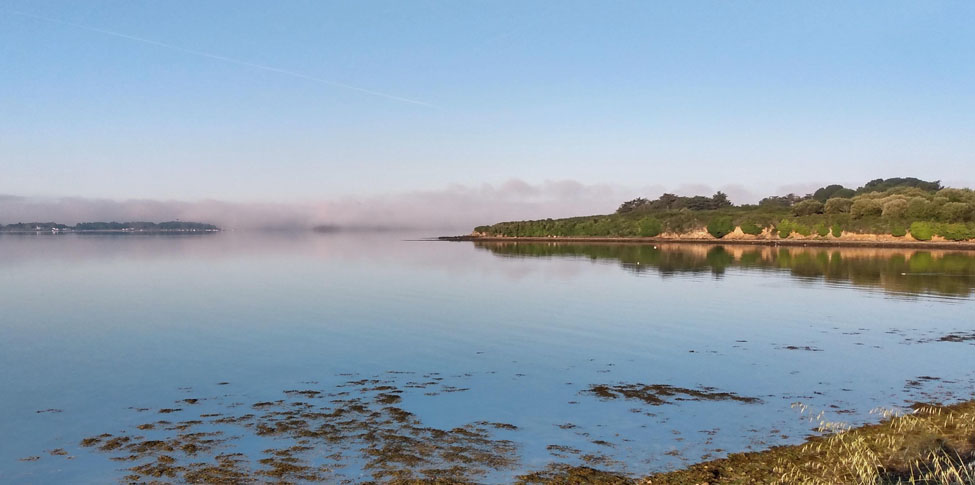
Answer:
776;402;975;484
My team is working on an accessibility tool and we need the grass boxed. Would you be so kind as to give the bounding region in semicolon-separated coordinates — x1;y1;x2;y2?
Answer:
774;403;975;485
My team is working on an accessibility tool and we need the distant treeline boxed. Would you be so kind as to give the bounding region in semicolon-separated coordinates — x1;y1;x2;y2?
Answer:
0;221;219;232
474;177;975;241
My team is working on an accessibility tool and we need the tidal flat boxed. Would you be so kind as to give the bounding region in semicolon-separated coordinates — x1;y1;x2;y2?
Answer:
2;233;974;483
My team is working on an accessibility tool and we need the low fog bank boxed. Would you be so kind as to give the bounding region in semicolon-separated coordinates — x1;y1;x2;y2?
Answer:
0;180;765;232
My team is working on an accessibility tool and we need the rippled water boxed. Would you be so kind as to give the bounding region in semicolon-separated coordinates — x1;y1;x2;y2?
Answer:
1;233;973;483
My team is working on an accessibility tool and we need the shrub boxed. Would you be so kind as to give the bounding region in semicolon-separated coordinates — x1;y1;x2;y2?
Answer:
906;197;934;219
666;209;699;234
881;198;909;219
815;223;830;237
850;198;883;219
574;221;595;236
778;220;793;238
739;222;762;235
707;217;735;239
939;202;972;222
596;221;615;237
831;224;843;238
937;223;973;241
910;221;935;241
793;223;812;237
824;198;853;214
638;217;663;237
792;199;824;216
889;223;907;237
937;188;969;203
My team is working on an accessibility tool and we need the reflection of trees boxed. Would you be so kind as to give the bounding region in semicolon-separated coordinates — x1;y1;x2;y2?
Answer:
474;242;975;298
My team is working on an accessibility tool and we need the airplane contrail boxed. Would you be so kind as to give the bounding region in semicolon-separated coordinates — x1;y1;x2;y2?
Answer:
9;10;435;107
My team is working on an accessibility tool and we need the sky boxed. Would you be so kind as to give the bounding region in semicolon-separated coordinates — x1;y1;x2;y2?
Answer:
1;1;974;227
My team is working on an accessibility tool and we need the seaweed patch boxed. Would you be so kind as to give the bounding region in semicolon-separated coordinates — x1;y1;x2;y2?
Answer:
584;383;761;406
62;376;520;483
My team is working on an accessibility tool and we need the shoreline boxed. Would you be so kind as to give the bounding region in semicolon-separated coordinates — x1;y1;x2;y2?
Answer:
523;399;975;484
440;235;975;250
0;230;220;235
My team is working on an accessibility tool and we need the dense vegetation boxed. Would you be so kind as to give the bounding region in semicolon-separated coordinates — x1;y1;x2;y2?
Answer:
0;221;219;232
474;178;975;241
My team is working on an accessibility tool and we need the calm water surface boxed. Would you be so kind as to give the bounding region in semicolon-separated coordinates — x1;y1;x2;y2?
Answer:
1;233;974;483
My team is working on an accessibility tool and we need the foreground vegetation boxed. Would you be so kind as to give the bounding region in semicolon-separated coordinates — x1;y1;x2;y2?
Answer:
519;400;975;484
0;221;219;232
474;178;975;242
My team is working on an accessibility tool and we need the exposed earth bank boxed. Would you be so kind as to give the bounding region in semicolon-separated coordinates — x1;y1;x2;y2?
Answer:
442;231;975;250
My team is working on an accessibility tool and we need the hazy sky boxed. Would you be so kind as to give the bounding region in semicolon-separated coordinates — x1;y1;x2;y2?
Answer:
2;1;974;215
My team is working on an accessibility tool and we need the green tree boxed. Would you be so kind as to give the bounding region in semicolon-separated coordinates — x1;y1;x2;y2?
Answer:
617;198;649;214
857;177;942;194
813;184;854;202
710;191;732;209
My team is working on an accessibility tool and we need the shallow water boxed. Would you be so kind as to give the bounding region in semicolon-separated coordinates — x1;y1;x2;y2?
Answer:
1;232;974;483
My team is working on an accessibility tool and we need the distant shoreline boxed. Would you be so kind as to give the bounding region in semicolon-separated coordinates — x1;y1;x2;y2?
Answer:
440;235;975;250
0;221;220;234
0;229;220;234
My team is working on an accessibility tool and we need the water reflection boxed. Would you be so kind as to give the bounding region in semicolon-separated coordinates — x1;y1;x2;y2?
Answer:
4;234;975;483
474;242;975;299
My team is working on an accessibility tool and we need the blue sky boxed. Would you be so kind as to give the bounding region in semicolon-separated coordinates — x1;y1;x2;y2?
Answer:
2;1;974;205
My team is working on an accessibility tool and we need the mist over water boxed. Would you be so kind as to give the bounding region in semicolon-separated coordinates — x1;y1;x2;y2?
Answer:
0;180;778;231
0;179;638;230
1;233;973;483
